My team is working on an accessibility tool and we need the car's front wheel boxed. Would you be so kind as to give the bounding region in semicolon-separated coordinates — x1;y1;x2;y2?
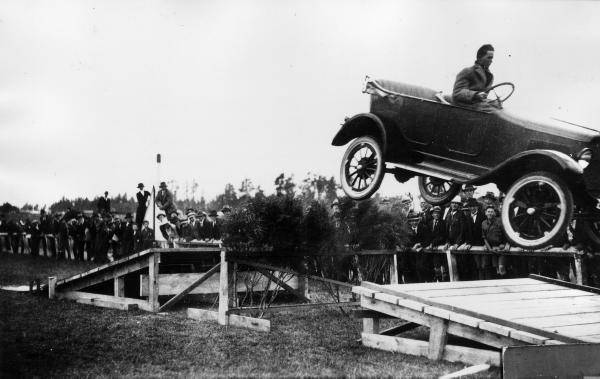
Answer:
418;176;460;205
340;136;385;200
501;171;573;249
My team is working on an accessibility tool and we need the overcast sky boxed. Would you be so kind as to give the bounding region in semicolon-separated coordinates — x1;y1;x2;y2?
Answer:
1;0;599;207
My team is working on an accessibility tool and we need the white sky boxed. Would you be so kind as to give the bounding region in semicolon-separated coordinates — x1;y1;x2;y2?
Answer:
1;0;599;207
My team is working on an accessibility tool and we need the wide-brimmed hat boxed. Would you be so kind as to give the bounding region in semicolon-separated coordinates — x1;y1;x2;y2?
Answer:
483;191;497;201
432;206;442;213
159;181;167;189
187;211;197;218
137;183;144;189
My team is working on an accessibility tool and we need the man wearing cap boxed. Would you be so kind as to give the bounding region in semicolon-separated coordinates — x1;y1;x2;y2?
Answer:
482;205;509;278
426;206;448;281
406;211;431;282
182;211;201;241
156;182;176;217
444;196;467;251
464;198;486;280
97;191;111;215
136;183;151;229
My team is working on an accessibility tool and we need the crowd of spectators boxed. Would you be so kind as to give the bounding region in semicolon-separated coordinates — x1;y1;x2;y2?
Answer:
0;181;230;263
400;184;595;284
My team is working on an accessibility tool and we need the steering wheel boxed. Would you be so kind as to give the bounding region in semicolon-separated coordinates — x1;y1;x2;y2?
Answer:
486;82;515;106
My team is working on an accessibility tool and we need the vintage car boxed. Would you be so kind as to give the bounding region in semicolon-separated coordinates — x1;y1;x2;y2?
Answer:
332;77;600;249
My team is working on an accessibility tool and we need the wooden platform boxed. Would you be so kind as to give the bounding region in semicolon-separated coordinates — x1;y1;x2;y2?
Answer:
352;276;600;366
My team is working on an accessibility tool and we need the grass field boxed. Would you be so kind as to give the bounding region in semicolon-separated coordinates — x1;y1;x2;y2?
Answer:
0;252;500;378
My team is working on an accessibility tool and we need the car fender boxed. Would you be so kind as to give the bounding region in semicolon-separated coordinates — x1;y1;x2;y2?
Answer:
471;149;583;189
331;113;388;154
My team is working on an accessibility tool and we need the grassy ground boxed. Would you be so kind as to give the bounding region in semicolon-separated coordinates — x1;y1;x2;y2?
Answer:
0;252;501;378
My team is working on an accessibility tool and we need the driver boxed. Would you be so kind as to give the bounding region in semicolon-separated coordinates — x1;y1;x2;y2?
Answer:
453;44;500;112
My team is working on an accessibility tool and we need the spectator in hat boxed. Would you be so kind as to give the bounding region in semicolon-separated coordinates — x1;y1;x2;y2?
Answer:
208;210;222;240
426;206;448;281
140;220;154;250
97;191;111;214
482;205;509;278
464;197;485;280
404;210;431;282
444;196;467;251
156;182;176;217
182;211;201;241
94;213;114;262
121;213;135;256
72;214;87;261
156;212;169;248
136;183;151;229
29;219;42;258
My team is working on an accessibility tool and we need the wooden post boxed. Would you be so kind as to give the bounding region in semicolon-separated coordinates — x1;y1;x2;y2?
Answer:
298;275;310;300
389;254;399;284
148;252;160;312
445;249;459;282
48;276;57;299
218;249;229;326
114;276;125;297
428;318;449;360
230;262;238;308
363;318;380;334
573;254;584;285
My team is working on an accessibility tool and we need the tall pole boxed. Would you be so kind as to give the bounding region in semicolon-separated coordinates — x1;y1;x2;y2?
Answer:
154;153;161;242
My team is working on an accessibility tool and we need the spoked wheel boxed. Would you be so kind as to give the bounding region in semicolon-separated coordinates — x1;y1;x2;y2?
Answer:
418;176;460;205
340;136;384;200
501;171;573;249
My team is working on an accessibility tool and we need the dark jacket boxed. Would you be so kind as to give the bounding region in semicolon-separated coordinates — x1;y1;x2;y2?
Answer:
465;209;485;246
97;197;111;213
482;217;504;247
428;218;447;247
136;191;151;209
453;63;494;104
407;222;430;248
445;210;467;245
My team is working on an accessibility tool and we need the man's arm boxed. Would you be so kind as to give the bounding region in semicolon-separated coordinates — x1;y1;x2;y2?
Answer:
453;67;479;103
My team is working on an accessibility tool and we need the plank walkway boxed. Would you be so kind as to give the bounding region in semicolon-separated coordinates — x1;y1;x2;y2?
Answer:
352;276;600;366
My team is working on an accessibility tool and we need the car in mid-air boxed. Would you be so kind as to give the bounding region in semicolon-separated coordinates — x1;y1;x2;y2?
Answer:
331;77;600;249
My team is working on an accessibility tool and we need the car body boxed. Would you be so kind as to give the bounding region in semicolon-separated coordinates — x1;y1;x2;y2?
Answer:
332;77;600;249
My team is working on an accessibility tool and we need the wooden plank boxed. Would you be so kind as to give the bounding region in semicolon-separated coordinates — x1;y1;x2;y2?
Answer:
434;289;594;303
114;277;125;297
48;277;56;299
574;254;584;285
385;278;539;292
56;290;151;311
361;333;500;366
363;318;380;334
549;322;600;338
529;274;600;295
439;364;491;379
140;271;300;296
254;267;311;303
158;263;221;312
406;283;564;298
360;281;585;343
381;322;420;336
230;301;359;315
513;312;600;328
187;307;219;322
58;259;149;292
503;344;600;378
228;313;270;332
360;296;435;327
148;253;160;312
428;318;448;360
218;250;229;325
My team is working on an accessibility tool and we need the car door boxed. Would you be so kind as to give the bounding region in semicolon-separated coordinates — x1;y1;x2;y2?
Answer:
440;105;496;160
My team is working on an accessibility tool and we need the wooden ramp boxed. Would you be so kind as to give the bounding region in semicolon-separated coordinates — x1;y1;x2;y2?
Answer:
352;276;600;367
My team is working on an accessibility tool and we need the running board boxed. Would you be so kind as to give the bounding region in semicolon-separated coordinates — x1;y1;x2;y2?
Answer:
386;162;477;183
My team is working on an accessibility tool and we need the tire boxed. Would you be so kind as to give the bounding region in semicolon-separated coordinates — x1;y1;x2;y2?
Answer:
340;136;385;200
418;176;461;205
501;171;573;249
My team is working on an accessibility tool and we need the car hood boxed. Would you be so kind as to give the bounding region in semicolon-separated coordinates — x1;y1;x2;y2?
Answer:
497;110;600;142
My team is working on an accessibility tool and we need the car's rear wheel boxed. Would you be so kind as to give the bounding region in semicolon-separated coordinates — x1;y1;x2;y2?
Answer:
340;136;384;200
418;176;460;205
502;171;573;249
